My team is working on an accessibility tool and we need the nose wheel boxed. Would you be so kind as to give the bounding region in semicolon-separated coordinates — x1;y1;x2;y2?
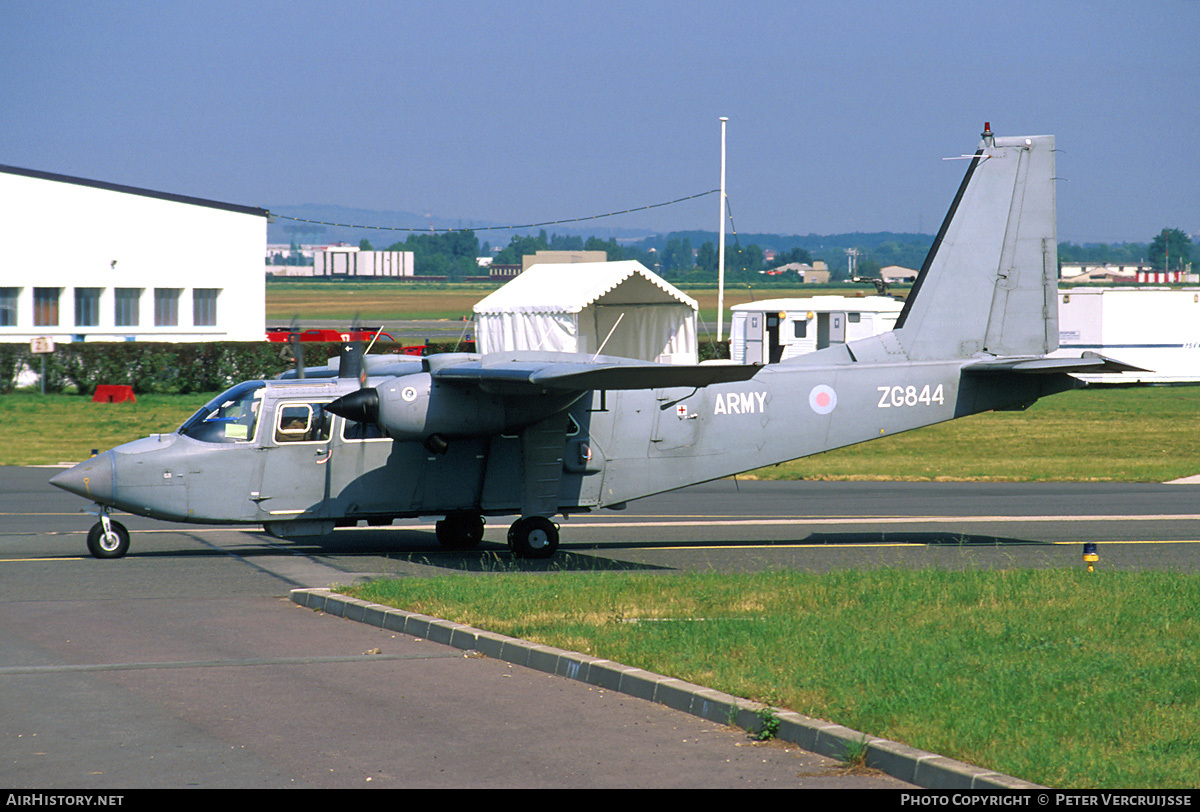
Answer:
507;516;559;559
87;517;130;559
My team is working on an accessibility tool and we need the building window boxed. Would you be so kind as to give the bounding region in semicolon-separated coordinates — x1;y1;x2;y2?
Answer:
193;288;219;327
34;288;60;327
154;288;181;327
0;288;17;327
75;288;101;327
115;288;141;327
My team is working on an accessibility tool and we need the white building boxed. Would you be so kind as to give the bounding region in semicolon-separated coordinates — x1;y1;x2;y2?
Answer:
312;245;414;277
0;164;268;343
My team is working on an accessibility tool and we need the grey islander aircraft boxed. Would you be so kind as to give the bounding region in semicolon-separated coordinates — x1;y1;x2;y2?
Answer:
52;125;1133;559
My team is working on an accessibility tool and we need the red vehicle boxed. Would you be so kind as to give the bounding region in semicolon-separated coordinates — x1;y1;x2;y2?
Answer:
266;327;395;344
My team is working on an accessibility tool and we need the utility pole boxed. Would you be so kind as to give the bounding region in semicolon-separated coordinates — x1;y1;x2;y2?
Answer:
717;116;728;344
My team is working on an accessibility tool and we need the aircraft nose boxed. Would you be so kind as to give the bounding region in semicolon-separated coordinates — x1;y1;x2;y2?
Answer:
49;451;115;503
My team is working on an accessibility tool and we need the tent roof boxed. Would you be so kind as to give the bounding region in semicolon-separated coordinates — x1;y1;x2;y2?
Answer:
473;260;698;315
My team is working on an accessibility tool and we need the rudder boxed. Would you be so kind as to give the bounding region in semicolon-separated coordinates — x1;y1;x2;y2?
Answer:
892;126;1058;361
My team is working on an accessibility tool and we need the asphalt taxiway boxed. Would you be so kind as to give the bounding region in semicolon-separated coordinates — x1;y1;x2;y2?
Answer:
4;466;1199;788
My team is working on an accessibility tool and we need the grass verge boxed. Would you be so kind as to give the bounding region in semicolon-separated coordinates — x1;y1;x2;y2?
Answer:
346;567;1200;788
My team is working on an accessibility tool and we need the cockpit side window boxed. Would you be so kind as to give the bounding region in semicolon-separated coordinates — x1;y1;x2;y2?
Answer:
178;381;264;444
274;402;332;444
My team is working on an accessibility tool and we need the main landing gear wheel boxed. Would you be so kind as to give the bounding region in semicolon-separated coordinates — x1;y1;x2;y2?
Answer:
87;519;130;559
435;511;485;550
507;516;559;559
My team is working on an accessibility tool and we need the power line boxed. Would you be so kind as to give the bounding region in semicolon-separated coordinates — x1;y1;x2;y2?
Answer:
268;189;720;234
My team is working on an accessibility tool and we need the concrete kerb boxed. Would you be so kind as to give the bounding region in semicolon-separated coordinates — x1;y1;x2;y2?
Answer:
291;587;1043;791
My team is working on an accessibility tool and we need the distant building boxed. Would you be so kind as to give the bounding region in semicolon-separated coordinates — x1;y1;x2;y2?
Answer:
312;245;414;277
488;264;521;281
521;250;606;273
1059;262;1148;282
0;163;267;343
767;260;830;283
880;265;919;283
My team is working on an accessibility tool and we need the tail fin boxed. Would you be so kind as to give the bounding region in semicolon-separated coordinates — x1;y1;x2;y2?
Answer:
892;126;1058;360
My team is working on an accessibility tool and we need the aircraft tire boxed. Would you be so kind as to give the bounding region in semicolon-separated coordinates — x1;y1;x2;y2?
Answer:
435;511;485;550
87;520;130;559
507;516;559;559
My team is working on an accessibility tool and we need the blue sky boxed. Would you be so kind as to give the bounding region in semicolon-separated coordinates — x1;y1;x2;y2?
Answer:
3;1;1197;243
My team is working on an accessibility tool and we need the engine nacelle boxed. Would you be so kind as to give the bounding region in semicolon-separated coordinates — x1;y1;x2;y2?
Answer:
326;372;580;445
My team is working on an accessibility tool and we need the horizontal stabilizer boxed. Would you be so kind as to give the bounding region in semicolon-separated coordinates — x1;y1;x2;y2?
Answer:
433;357;762;391
963;353;1146;375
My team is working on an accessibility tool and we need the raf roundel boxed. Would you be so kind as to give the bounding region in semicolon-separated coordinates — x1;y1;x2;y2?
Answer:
809;384;837;415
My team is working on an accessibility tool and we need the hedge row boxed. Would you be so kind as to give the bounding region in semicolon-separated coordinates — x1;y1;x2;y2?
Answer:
0;337;730;395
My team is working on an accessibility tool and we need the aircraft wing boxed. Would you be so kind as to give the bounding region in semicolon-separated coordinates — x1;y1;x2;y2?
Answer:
431;357;763;391
962;352;1146;375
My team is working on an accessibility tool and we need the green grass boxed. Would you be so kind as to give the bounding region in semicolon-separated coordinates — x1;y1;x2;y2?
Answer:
266;282;497;321
0;391;210;465
750;385;1200;482
262;279;883;323
347;567;1200;788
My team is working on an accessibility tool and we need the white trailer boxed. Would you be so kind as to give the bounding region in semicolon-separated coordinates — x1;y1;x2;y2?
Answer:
729;295;903;364
728;288;1200;386
1052;287;1200;384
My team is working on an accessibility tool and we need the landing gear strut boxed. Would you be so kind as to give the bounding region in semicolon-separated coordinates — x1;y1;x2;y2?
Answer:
87;513;130;559
507;516;559;559
435;511;485;550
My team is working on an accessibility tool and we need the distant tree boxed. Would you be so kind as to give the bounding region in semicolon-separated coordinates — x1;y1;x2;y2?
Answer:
856;258;882;278
584;236;620;259
660;237;694;273
1149;228;1191;271
359;239;374;251
696;241;718;273
1058;241;1148;265
727;244;764;274
492;233;547;265
771;246;813;267
386;229;480;278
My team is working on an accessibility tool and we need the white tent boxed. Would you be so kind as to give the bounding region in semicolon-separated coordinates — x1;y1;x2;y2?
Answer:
473;260;699;364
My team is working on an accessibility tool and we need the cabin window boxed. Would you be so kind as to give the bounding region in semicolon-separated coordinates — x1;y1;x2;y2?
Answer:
274;402;332;444
342;418;387;441
793;320;807;338
848;313;861;323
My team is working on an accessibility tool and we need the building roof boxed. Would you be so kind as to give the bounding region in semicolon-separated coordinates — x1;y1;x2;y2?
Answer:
0;163;268;218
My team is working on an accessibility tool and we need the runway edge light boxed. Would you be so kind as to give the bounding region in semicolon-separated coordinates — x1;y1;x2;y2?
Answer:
1083;541;1099;572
